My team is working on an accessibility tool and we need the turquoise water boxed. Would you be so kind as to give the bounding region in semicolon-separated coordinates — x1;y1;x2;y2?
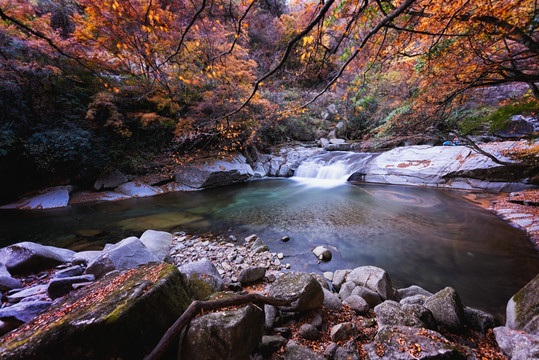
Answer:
0;179;537;319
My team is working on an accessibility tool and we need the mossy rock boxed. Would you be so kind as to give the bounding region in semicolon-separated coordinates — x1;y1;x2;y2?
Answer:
0;263;191;360
506;273;539;335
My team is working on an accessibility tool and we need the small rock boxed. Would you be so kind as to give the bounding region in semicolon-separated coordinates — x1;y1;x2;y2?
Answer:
312;246;332;262
0;300;51;323
265;304;277;330
53;265;84;279
330;322;359;342
338;281;356;301
299;323;320;340
7;284;48;303
277;253;284;259
274;327;292;338
323;288;342;310
245;234;259;243
281;236;290;242
283;343;326;360
323;272;333;282
397;285;433;300
332;269;351;291
351;286;381;308
238;266;266;284
343;295;370;314
259;335;287;356
310;311;323;328
323;342;339;358
47;274;95;299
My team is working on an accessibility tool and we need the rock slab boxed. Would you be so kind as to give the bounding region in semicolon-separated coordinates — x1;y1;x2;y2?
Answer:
0;242;75;274
268;271;324;312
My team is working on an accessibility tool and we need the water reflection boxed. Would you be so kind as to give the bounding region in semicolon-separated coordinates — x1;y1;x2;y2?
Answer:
0;179;537;319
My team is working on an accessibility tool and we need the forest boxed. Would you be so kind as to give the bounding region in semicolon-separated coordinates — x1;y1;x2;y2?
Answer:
0;0;538;202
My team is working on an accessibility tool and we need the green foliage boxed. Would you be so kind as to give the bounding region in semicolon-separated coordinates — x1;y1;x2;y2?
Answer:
487;100;539;133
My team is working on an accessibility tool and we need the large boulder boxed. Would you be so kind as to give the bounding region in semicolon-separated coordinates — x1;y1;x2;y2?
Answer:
268;271;324;312
365;326;466;359
93;167;128;191
174;155;254;189
347;266;396;300
0;242;75;274
506;273;539;335
374;300;425;328
494;326;539;360
115;182;162;198
424;287;465;331
139;230;172;261
178;258;224;300
180;304;264;360
0;187;71;210
0;263;23;291
0;263;192;360
85;237;159;279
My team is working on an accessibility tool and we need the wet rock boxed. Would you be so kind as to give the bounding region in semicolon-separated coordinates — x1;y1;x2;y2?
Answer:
347;266;396;300
268;272;324;312
178;258;224;300
283;343;326;360
0;300;51;324
400;294;429;306
323;288;343;310
251;238;269;253
424;287;464;331
259;335;287;357
343;295;369;314
352;286;382;308
506;273;539;335
0;242;75;274
53;265;84;279
0;263;191;360
374;300;424;328
464;307;498;333
0;187;70;210
71;251;101;267
281;236;290;242
494;326;539;360
47;274;95;299
299;323;320;340
238;266;266;284
332;269;351;291
0;263;23;291
180;304;264;360
139;229;172;261
312;246;332;262
330;322;359;342
401;303;437;330
93;167;127;191
364;326;466;359
85;237;159;279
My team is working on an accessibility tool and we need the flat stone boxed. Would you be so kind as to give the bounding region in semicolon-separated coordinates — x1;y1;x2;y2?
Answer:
0;188;70;210
47;275;95;299
7;284;48;303
330;322;359;342
53;265;84;279
0;242;75;274
0;300;51;323
268;272;323;312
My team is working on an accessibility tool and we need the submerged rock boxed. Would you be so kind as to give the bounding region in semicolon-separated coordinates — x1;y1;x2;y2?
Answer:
180;304;264;360
0;263;191;360
312;246;332;262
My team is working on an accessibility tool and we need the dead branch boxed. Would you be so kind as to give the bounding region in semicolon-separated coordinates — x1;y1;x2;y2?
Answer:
144;293;300;360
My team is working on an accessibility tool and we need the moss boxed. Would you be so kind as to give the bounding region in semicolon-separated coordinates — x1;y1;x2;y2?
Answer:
187;274;213;300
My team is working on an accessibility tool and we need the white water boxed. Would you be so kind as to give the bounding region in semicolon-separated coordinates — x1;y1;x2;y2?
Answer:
293;151;375;187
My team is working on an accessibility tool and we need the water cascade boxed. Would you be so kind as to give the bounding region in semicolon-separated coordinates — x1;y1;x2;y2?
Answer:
293;151;376;187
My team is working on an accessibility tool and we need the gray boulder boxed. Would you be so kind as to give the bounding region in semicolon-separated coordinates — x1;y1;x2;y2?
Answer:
85;237;159;279
401;303;437;330
343;295;369;314
323;288;342;310
0;263;192;360
332;269;351;291
397;285;433;299
175;155;254;189
400;294;429;306
299;323;320;340
347;266;396;300
494;326;539;360
338;281;356;301
259;335;287;356
7;284;48;303
334;344;360;360
93;167;127;191
330;322;359;342
365;326;466;359
268;272;324;312
238;266;266;284
115;182;162;198
139;229;172;261
464;307;498;333
0;300;51;324
352;286;382;308
374;300;424;328
0;242;75;274
506;273;539;335
178;258;224;300
283;343;326;360
47;274;95;299
312;246;332;262
0;263;23;291
424;287;465;331
180;304;264;360
71;250;101;267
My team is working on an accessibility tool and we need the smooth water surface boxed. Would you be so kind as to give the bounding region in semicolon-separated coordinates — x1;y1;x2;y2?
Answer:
1;179;537;319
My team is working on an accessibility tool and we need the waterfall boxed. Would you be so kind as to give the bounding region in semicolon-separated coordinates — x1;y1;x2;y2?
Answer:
293;151;375;187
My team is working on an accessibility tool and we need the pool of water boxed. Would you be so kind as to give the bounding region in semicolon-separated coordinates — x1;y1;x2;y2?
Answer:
0;178;537;319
